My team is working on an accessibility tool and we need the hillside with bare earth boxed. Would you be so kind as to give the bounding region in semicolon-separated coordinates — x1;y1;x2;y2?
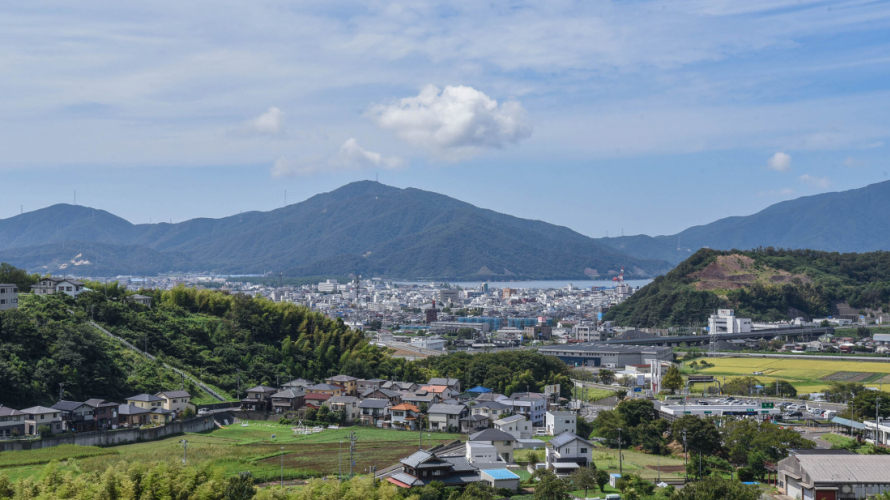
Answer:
603;248;890;327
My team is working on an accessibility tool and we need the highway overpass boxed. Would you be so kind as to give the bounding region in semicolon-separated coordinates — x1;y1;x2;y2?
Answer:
603;326;834;347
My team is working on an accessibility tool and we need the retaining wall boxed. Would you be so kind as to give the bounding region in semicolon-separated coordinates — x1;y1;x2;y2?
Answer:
0;417;215;452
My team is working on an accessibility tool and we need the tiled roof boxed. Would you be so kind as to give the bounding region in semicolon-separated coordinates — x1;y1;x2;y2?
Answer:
328;396;359;404
391;403;419;412
156;390;191;398
246;385;279;393
428;378;460;386
549;431;591;448
19;406;59;415
469;428;515;442
51;400;86;412
328;375;358;382
427;403;465;415
358;399;390;409
795;454;890;482
307;383;344;391
272;389;306;398
117;404;151;416
127;394;165;402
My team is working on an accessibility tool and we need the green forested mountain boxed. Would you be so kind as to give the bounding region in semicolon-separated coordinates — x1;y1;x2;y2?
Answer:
604;248;890;327
0;181;668;279
597;179;890;264
0;286;419;408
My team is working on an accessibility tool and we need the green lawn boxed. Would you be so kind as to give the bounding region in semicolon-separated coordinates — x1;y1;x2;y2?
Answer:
0;425;465;484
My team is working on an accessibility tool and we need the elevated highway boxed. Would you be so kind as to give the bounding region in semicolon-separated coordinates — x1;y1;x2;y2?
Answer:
603;326;834;347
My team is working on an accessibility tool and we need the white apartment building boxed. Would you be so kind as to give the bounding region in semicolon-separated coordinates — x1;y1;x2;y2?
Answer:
0;284;18;311
708;309;752;334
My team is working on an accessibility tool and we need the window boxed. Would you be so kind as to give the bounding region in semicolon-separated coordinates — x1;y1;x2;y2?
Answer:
580;448;587;454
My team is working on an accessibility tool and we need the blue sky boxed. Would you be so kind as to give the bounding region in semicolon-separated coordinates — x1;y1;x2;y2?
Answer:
2;1;889;237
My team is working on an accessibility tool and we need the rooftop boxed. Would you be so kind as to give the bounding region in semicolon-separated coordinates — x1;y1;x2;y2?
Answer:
127;394;165;402
481;469;519;480
470;428;515;442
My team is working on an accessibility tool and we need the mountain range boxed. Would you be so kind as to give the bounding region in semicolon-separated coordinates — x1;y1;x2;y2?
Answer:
0;181;669;279
3;179;890;279
596;179;890;264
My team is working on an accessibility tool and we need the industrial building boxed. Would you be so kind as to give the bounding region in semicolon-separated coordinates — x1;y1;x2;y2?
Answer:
655;402;782;422
708;309;752;334
778;450;890;500
536;343;672;368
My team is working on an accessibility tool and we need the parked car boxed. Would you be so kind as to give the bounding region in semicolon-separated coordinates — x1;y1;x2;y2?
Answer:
785;411;803;418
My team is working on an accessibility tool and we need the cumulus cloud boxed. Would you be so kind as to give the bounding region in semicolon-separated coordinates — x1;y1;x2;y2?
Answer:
371;85;532;159
799;174;830;188
271;138;403;177
236;107;286;136
767;151;792;171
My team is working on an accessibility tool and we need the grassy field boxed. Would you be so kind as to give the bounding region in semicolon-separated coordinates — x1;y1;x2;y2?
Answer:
514;443;686;482
682;357;890;393
0;424;464;484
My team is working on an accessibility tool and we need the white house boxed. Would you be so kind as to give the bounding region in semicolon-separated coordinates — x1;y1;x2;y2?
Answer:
545;432;593;476
19;406;63;436
493;414;532;439
469;428;517;464
0;284;19;311
465;441;508;469
708;309;752;334
427;403;466;432
411;336;447;350
31;277;85;298
545;411;576;436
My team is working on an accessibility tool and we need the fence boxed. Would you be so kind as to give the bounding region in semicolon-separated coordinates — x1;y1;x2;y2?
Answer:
0;416;215;452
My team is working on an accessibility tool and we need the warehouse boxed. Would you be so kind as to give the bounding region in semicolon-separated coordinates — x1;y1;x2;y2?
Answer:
777;449;890;500
537;343;672;368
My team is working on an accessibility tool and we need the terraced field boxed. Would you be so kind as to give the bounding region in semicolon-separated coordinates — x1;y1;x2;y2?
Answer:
683;357;890;393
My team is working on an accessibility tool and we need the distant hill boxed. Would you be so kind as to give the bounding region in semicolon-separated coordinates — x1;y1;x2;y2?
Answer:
0;181;670;279
603;248;890;327
596;180;890;264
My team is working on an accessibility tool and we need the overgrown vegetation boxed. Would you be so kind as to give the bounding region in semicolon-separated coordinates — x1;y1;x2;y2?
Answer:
605;248;890;327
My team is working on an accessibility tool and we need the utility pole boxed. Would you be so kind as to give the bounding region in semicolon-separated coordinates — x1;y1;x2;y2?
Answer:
683;429;688;483
877;396;882;445
237;369;241;400
617;427;623;474
339;441;343;483
180;439;188;463
58;382;65;402
349;431;357;479
280;446;284;488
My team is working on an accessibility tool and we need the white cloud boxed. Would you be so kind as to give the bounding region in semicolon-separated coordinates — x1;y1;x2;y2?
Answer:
238;107;285;136
799;174;830;188
767;151;792;171
271;138;403;177
371;85;532;159
758;187;795;197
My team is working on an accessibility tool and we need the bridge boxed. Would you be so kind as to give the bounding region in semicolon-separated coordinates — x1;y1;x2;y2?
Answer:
603;326;834;347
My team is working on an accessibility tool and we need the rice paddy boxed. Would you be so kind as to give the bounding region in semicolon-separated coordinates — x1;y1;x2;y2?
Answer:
683;357;890;393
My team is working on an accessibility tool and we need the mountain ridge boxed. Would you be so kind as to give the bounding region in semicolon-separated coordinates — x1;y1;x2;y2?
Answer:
0;181;669;279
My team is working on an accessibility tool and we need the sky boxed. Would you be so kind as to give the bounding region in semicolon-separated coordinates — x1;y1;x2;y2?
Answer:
2;1;890;237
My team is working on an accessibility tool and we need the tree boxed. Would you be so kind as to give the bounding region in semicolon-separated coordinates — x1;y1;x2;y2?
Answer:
0;263;38;293
723;376;761;396
594;469;609;493
598;370;616;385
670;476;759;500
762;380;797;397
593;409;626;446
670;415;722;456
826;382;868;404
615;473;654;498
616;399;656;427
569;466;597;498
533;469;568;500
37;424;52;437
661;365;683;394
224;471;256;500
526;450;541;465
305;408;318;422
850;390;890;420
722;419;814;467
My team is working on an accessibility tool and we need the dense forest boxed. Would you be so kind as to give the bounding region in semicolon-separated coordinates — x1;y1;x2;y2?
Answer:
604;248;890;327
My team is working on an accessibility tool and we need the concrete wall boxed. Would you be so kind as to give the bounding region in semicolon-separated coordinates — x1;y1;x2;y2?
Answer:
0;416;214;452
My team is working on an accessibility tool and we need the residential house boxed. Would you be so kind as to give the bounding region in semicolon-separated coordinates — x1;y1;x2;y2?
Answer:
327;396;361;423
357;378;385;392
471;401;512;422
51;400;97;432
0;284;18;311
500;394;546;427
387;450;480;488
281;379;314;391
427;403;467;432
31;277;85;298
19;406;63;436
271;389;306;412
382;381;419;392
465;441;507;468
303;392;332;408
390;403;421;430
428;378;461;393
402;391;440;409
149;408;175;425
479;469;520;490
420;385;459;399
358;398;390;427
325;375;358;396
0;407;25;437
493;414;532;440
84;399;119;429
155;390;192;414
469;428;517;463
474;393;506;403
118;404;152;427
545;432;593;475
241;385;278;411
126;394;165;410
361;388;402;406
131;294;153;307
460;414;490;433
305;383;344;397
545;411;577;436
778;449;890;500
